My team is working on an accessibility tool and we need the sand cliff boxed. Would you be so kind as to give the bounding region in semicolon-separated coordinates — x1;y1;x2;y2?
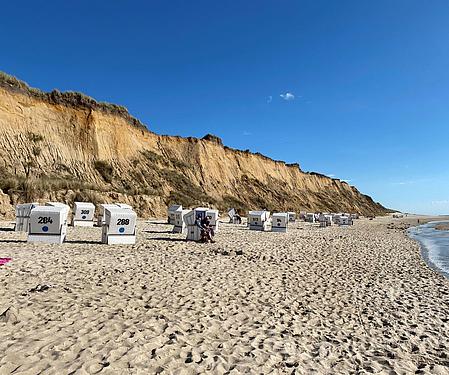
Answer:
0;72;388;218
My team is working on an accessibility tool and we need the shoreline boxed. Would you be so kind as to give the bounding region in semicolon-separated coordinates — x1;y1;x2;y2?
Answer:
1;217;449;373
406;219;449;281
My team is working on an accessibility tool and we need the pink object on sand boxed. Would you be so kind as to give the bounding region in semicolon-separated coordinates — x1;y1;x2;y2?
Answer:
0;258;12;266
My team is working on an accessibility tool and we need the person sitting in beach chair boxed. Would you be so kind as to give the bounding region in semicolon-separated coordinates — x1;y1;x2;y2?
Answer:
196;215;215;243
234;213;242;224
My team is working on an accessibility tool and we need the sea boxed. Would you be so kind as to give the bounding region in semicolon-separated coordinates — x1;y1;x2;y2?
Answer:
408;221;449;279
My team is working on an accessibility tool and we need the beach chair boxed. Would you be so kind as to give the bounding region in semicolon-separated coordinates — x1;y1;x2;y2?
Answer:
206;209;219;232
15;202;38;232
101;206;137;244
173;209;190;234
72;202;95;227
248;210;270;231
168;204;182;224
287;212;296;223
185;207;208;241
272;212;288;232
305;213;315;223
28;206;68;244
318;214;327;228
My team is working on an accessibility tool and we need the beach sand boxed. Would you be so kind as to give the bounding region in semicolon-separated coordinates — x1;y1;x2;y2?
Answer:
436;223;449;231
1;217;449;374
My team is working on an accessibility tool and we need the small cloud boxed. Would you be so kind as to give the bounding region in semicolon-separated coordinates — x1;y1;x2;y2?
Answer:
280;92;295;101
243;131;252;136
267;96;272;104
392;181;408;185
391;179;421;186
327;174;335;178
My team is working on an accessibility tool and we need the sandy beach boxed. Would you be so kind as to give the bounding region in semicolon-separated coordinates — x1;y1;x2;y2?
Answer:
1;217;449;374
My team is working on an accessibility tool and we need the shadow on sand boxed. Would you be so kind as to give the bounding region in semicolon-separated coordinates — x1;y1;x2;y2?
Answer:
149;237;187;243
143;230;173;234
146;221;170;226
66;240;102;245
0;227;15;232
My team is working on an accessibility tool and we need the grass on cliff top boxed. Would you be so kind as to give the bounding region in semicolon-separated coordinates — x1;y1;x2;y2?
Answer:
0;71;147;131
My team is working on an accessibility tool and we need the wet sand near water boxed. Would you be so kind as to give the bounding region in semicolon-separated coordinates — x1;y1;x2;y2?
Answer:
435;223;449;231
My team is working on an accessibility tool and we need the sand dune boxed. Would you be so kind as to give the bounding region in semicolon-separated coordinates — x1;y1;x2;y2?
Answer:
1;218;449;374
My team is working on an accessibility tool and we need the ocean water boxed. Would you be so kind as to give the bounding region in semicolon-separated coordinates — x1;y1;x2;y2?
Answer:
408;221;449;278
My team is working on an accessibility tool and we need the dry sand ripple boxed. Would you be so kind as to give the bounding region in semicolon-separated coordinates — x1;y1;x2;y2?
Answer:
1;218;449;374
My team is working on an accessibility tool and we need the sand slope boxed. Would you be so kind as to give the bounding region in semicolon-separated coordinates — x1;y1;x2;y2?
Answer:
1;218;449;374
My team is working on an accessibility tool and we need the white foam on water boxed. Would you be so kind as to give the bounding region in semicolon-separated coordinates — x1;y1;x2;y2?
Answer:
408;221;449;278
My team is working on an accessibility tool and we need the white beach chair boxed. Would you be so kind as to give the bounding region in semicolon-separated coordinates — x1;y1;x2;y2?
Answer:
248;210;271;231
101;207;137;244
15;202;38;232
272;212;288;232
72;202;95;227
28;206;68;244
168;204;182;224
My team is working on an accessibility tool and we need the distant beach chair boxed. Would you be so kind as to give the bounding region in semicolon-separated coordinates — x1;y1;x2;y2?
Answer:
272;212;288;232
248;210;271;231
318;214;327;228
184;207;209;241
173;209;190;234
227;208;242;224
336;215;353;226
206;209;219;232
305;213;315;223
287;212;296;223
168;204;182;224
72;202;95;227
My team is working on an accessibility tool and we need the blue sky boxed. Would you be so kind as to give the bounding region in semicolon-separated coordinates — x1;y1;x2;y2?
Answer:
1;0;448;214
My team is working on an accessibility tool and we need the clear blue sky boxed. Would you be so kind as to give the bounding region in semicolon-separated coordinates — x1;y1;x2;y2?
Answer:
1;1;448;214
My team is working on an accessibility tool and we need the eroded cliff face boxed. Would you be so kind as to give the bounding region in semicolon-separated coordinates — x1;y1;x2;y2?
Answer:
0;74;388;218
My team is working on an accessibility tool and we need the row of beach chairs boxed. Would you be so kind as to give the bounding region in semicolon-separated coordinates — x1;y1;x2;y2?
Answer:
168;205;359;236
15;202;137;245
13;201;360;246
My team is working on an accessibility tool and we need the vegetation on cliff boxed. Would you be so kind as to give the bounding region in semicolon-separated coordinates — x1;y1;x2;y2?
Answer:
0;71;147;131
0;71;389;218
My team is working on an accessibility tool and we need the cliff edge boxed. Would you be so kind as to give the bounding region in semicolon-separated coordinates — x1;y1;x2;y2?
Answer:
0;72;388;218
